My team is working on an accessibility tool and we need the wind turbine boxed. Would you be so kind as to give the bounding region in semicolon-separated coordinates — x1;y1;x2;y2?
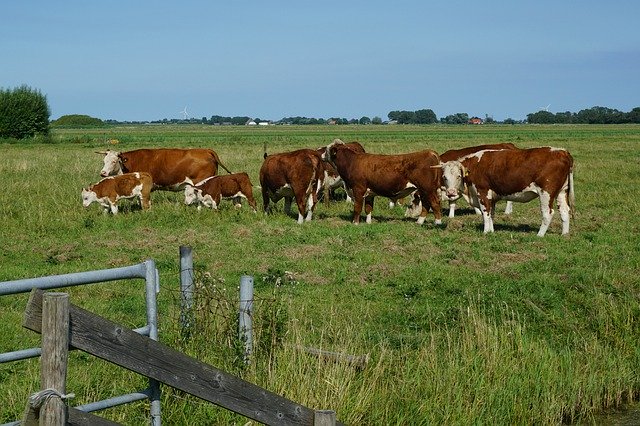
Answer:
179;106;189;120
541;104;551;112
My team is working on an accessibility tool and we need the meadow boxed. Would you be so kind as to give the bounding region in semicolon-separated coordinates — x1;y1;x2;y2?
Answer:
1;124;639;424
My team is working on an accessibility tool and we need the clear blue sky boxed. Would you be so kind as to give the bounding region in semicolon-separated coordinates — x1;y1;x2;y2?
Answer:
2;1;639;122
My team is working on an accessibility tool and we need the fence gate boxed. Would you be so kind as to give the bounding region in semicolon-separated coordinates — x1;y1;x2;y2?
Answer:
0;260;161;426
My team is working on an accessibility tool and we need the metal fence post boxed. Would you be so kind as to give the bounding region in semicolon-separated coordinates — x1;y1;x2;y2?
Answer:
179;246;194;337
239;275;254;364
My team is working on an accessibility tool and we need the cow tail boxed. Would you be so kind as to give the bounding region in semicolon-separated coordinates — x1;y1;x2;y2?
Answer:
218;158;232;174
263;141;268;159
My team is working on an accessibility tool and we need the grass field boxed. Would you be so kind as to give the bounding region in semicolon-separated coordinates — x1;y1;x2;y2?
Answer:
1;124;640;424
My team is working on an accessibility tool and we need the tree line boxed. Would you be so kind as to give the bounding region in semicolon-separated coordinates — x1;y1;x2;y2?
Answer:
3;84;640;141
526;106;640;124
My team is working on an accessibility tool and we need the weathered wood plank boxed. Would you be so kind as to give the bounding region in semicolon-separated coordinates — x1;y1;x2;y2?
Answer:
68;407;122;425
24;289;330;426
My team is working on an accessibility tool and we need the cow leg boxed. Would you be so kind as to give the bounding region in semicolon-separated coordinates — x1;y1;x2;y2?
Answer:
294;193;307;224
364;195;375;224
262;187;271;214
477;196;493;233
448;201;456;218
284;196;293;215
557;191;571;235
109;203;119;215
421;190;442;225
344;184;354;203
351;190;365;224
504;201;514;215
305;187;318;222
537;191;554;237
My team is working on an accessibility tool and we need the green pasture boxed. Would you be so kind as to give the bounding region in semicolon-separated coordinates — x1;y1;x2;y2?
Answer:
1;124;639;424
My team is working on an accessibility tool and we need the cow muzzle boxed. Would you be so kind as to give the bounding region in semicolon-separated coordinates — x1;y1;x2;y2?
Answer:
445;188;459;200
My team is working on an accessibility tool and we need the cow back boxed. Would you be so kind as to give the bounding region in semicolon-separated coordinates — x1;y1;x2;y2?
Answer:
120;148;222;189
440;143;517;162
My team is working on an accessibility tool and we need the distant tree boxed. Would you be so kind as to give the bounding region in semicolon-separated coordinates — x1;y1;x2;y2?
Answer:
231;116;251;125
0;85;50;139
388;110;415;124
441;113;469;124
372;116;382;125
414;109;438;124
503;118;518;125
359;116;371;125
51;114;104;127
526;111;555;124
627;107;640;123
554;111;573;124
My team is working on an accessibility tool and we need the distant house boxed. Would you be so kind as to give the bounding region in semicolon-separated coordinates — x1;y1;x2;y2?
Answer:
469;117;483;125
246;119;257;126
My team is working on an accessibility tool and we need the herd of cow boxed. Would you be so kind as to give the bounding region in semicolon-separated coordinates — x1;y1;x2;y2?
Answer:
81;139;575;237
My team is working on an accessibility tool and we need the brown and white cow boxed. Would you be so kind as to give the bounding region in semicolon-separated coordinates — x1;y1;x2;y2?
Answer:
97;148;231;190
405;143;519;218
259;148;323;224
184;172;257;212
323;139;442;225
81;172;153;214
439;147;575;236
316;141;365;205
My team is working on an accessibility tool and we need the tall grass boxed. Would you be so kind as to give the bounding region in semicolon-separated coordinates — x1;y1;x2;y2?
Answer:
1;124;640;424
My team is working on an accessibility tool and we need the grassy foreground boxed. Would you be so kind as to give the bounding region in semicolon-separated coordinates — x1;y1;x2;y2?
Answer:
1;124;640;424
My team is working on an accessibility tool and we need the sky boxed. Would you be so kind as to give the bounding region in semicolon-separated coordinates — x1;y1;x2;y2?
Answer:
2;1;639;122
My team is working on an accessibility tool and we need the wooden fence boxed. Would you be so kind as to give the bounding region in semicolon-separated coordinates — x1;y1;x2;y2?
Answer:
22;289;341;425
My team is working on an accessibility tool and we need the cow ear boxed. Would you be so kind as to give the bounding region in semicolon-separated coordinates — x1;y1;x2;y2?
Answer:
120;155;128;163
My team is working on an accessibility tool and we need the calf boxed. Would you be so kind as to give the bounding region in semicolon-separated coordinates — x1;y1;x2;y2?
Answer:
440;147;575;236
81;172;153;214
324;139;442;225
184;173;257;212
259;148;323;224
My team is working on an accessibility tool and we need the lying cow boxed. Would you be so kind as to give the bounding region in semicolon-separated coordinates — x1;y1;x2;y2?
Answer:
405;143;518;218
439;147;575;236
260;148;323;224
323;139;442;225
81;172;153;214
97;148;232;191
184;173;257;212
316;141;365;205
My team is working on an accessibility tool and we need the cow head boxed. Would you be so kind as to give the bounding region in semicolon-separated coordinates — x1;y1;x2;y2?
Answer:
81;188;98;207
323;139;344;165
183;183;199;206
438;161;467;201
97;150;124;177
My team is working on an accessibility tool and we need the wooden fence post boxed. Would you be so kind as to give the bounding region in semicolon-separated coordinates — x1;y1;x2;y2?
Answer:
40;292;70;425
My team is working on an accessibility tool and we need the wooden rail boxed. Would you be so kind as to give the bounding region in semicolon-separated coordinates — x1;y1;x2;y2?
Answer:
23;289;341;425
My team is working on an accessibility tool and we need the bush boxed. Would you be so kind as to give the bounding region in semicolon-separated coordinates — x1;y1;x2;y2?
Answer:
0;85;50;139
